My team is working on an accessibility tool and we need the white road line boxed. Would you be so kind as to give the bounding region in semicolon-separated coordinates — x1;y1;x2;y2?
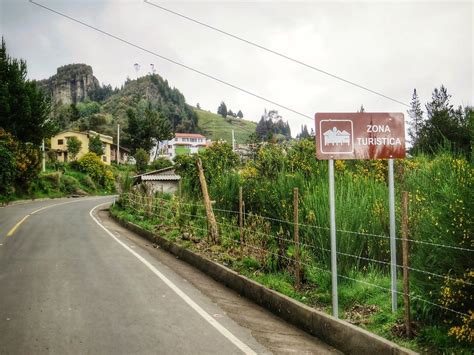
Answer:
89;203;256;355
4;197;110;239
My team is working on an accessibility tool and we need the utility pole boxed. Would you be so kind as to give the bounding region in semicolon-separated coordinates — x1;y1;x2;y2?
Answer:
117;124;120;164
42;139;46;172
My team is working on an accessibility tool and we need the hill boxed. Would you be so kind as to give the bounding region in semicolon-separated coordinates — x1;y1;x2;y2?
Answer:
195;109;256;144
38;65;257;147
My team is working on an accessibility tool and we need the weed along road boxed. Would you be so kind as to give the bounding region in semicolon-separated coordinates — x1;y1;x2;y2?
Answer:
0;197;339;354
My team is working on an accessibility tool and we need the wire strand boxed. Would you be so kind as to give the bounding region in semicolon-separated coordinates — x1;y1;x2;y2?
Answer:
30;0;312;120
124;194;474;286
140;194;474;253
144;0;409;108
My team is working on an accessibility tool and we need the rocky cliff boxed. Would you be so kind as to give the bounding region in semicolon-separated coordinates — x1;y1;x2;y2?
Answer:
38;64;100;105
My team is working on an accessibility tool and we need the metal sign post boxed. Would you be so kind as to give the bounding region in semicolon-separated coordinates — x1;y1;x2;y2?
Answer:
388;158;397;312
315;112;406;317
328;159;339;318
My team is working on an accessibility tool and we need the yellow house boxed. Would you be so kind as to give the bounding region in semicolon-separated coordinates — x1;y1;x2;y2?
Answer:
50;130;113;164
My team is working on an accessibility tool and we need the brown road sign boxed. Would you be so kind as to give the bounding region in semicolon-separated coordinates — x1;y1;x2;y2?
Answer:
315;112;406;160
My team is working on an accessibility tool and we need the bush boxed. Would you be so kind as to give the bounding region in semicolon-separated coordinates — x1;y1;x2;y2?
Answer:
0;140;16;195
81;175;97;191
78;152;104;182
149;157;172;171
405;153;473;331
0;128;42;193
135;148;149;174
60;175;81;194
77;152;115;191
42;172;62;188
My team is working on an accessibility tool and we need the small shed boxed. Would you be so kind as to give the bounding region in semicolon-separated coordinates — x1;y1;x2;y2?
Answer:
134;167;181;194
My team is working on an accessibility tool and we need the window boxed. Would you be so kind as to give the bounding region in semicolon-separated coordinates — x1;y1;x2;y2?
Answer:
58;139;64;145
102;156;107;162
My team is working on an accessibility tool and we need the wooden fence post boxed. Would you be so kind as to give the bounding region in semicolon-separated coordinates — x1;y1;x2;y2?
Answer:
196;158;219;244
294;188;301;290
239;186;244;256
402;191;412;338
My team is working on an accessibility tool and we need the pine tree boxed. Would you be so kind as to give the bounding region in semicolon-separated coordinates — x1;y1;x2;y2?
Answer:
0;37;55;144
217;101;227;118
237;110;243;118
297;124;310;139
414;85;470;155
407;89;424;145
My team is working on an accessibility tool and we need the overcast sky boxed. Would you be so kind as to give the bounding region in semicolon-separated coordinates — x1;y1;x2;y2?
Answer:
1;0;472;136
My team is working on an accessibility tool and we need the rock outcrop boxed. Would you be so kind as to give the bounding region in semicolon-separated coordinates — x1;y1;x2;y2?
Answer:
38;64;100;105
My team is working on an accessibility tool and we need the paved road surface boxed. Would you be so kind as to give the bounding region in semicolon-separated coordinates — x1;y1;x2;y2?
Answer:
0;197;339;354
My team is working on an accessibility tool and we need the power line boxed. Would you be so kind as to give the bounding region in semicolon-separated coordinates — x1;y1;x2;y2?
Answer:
29;0;313;121
144;0;410;108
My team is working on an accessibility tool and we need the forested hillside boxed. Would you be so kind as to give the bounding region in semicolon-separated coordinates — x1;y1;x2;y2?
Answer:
38;65;257;147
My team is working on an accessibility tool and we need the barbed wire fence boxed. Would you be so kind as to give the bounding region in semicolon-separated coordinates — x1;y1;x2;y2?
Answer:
116;190;472;333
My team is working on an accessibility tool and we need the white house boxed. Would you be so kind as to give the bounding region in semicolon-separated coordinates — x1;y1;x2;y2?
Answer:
156;133;209;160
134;167;181;194
323;127;351;146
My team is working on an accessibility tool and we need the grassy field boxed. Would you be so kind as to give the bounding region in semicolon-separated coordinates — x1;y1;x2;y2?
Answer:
195;108;257;144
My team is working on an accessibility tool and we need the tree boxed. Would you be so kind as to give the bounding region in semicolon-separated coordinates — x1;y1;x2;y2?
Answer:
69;104;80;122
228;109;234;117
407;89;424;145
297;124;310;139
135;148;149;173
126;105;172;155
358;105;365;113
255;109;290;141
196;103;201;110
237;110;243;118
67;136;82;161
88;134;103;156
0;37;56;144
0;129;17;195
217;101;227;118
414;85;471;155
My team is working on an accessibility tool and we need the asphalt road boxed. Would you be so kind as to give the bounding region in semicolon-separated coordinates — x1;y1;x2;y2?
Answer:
0;196;339;354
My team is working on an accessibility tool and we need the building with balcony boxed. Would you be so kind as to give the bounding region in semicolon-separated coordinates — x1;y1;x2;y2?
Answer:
157;133;209;160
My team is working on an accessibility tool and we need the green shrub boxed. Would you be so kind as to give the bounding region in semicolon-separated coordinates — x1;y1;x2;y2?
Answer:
78;152;104;181
135;148;149;174
42;172;62;188
81;175;96;191
405;153;473;330
60;175;81;194
102;168;115;191
0;139;16;195
149;157;172;171
77;152;115;191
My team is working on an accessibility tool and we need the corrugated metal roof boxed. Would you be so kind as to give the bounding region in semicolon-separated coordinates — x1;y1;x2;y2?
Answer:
141;174;181;181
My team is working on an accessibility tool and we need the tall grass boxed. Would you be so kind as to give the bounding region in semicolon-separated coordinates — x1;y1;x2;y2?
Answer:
178;142;472;340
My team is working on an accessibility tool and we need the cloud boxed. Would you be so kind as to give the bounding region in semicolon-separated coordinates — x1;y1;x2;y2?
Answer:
1;0;472;136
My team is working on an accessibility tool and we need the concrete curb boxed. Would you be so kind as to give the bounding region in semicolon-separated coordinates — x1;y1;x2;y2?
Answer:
111;213;417;355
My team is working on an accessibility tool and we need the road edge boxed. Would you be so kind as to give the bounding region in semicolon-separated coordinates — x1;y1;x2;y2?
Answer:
109;211;417;355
